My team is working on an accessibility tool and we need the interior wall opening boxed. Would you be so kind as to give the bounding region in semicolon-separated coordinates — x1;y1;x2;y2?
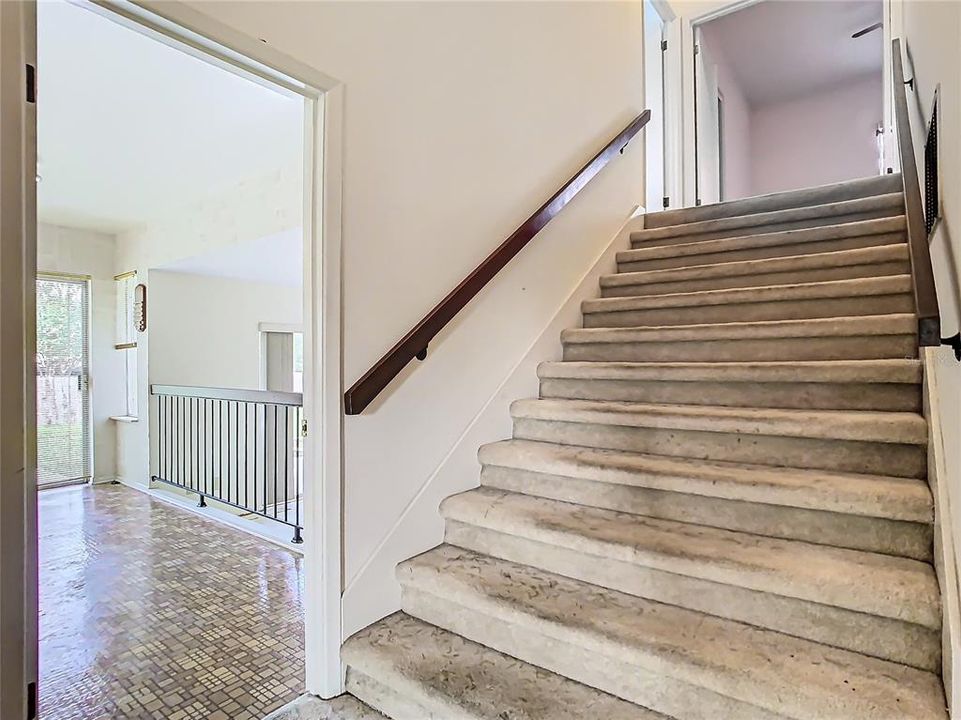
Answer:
35;0;317;716
693;0;885;203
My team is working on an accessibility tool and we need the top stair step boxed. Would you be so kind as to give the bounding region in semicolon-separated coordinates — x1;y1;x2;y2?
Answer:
632;193;904;248
645;174;902;229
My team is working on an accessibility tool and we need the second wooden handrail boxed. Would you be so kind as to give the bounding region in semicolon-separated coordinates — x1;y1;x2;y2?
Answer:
344;110;651;414
892;38;940;346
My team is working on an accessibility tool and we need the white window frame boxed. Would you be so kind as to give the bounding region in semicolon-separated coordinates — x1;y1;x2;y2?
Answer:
114;271;138;418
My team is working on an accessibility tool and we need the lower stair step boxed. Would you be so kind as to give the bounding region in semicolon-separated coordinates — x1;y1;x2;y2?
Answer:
562;314;918;363
478;439;933;560
537;358;921;411
342;612;660;720
510;398;927;477
399;546;947;720
441;488;940;670
479;439;932;522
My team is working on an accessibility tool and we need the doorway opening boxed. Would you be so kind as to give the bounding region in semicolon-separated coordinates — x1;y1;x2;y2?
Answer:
36;273;90;488
693;0;885;203
644;0;666;212
31;0;342;715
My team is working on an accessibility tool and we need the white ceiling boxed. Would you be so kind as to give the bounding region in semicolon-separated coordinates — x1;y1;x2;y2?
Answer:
700;0;884;106
37;0;304;234
159;227;303;288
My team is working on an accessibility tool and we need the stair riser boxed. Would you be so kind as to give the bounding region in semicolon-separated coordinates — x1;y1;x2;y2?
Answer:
631;207;902;248
512;418;926;478
480;466;932;560
602;260;910;297
644;175;902;229
563;335;918;363
620;232;904;272
401;586;781;720
441;522;940;673
538;377;921;411
345;668;435;720
583;293;914;328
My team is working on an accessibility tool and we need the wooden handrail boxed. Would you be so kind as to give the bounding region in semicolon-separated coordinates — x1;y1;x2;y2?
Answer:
344;110;651;414
892;38;940;346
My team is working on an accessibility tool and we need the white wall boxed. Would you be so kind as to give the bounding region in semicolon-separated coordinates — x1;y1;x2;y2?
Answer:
148;271;301;390
900;1;961;708
750;74;883;196
113;164;303;488
179;0;646;636
37;223;125;483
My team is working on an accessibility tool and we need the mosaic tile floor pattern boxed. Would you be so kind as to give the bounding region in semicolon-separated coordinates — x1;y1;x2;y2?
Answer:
40;484;305;719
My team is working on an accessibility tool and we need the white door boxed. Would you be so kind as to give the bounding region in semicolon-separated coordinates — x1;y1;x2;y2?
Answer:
0;0;39;717
644;0;666;213
694;26;722;205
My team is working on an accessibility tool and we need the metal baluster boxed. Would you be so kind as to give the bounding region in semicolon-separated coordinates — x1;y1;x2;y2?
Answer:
295;406;301;540
262;404;268;515
273;404;279;520
283;405;289;525
179;396;184;486
201;398;207;501
251;405;257;510
219;400;224;501
195;397;205;506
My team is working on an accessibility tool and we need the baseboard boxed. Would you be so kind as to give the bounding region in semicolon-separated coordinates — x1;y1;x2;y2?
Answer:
340;204;645;638
116;478;305;555
923;347;960;710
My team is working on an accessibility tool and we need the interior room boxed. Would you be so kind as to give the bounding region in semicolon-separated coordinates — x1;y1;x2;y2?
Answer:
694;0;885;202
36;1;310;716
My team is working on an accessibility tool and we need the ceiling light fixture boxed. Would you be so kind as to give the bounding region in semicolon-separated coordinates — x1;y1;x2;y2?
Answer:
852;22;883;39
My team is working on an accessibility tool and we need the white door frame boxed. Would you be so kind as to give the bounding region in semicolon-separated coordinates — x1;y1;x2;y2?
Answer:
9;0;347;702
35;272;93;488
1;2;38;716
646;0;681;212
882;0;903;173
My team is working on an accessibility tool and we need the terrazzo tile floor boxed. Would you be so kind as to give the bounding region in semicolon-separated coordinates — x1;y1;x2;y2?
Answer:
40;484;305;719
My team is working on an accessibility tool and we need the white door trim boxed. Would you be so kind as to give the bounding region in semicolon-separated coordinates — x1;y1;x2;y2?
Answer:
0;2;38;716
58;0;346;698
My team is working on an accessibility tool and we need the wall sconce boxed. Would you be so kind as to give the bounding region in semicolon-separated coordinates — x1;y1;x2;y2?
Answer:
134;283;147;332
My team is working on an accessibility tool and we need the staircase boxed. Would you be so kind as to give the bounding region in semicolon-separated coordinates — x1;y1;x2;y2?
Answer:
342;174;948;719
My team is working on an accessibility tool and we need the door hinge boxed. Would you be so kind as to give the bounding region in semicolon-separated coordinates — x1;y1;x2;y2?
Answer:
27;682;37;719
25;64;36;104
301;419;308;438
661;39;668;51
694;44;700;56
662;196;670;209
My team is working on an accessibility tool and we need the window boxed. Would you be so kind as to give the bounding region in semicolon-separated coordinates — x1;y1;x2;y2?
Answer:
114;271;138;417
